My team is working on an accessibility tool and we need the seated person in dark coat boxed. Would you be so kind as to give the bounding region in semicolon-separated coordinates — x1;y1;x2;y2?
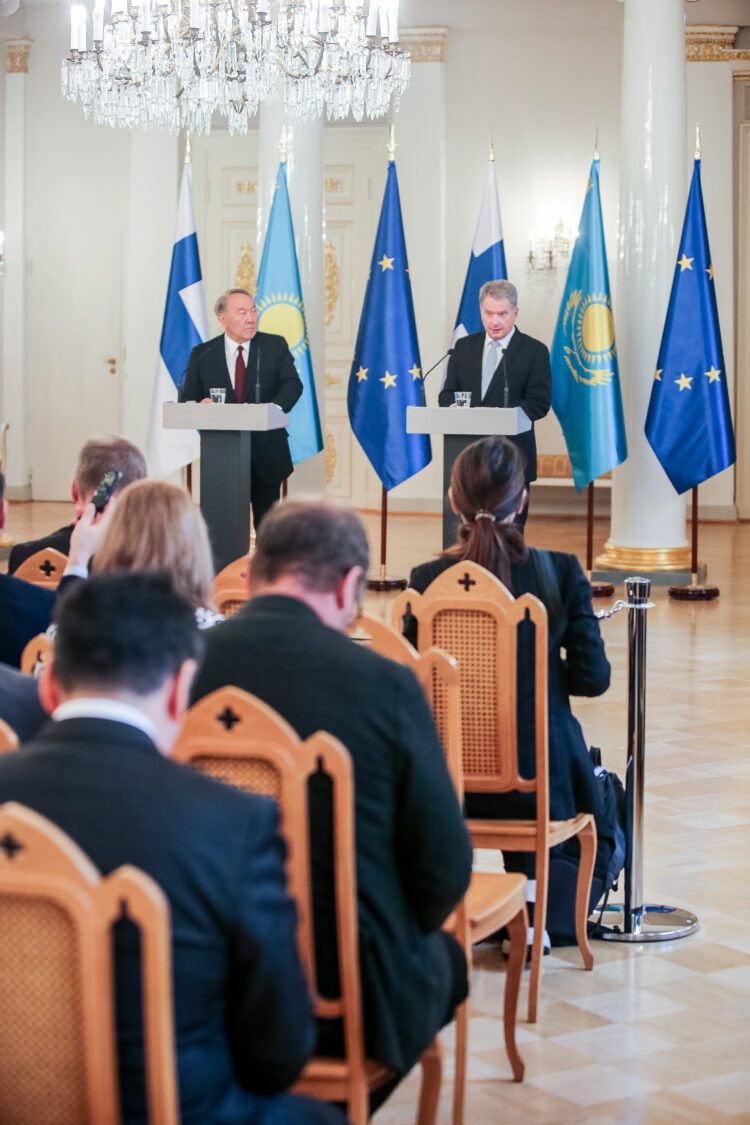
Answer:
406;438;610;932
0;572;345;1125
8;434;146;572
190;501;472;1098
0;470;57;667
0;661;47;741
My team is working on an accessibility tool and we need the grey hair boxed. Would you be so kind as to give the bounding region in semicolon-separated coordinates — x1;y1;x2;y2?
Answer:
479;280;518;310
214;289;254;317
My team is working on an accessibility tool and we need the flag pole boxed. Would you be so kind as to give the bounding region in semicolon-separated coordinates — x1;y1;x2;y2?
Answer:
184;129;194;499
669;486;718;600
586;480;613;597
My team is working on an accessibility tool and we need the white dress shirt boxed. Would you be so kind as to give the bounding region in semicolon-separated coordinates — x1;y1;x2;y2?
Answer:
483;325;516;368
224;333;249;384
52;697;158;744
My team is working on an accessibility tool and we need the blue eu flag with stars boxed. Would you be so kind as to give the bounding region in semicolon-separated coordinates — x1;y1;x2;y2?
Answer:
347;161;431;491
645;159;736;494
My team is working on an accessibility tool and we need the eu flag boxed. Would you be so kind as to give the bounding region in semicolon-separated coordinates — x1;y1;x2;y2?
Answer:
256;161;323;465
645;158;736;494
347;160;431;490
550;156;627;491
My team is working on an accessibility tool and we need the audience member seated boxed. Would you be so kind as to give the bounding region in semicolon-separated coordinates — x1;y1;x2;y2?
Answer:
407;437;610;930
0;572;345;1125
63;479;223;629
191;501;472;1096
0;471;57;667
7;435;146;573
0;661;47;741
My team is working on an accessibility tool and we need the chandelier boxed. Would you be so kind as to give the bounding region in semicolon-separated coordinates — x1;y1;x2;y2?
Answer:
62;1;411;134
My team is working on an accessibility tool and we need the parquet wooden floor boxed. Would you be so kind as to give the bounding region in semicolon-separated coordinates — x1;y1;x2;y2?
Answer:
4;501;750;1122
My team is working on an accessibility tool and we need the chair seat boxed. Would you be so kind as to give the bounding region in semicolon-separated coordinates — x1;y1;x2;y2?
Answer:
295;1056;394;1098
468;812;594;852
465;871;527;945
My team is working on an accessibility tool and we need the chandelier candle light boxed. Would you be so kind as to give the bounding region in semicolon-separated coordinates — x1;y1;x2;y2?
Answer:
63;0;410;133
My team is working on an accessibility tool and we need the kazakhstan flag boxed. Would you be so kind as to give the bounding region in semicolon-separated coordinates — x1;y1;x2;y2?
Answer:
550;156;627;491
347;160;431;491
256;161;323;465
645;158;736;494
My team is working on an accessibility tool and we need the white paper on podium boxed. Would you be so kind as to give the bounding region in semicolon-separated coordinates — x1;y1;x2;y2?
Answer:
406;405;531;436
162;402;289;432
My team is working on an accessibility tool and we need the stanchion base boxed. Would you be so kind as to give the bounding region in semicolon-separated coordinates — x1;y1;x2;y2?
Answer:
366;575;408;592
669;584;719;601
590;581;615;598
593;903;699;942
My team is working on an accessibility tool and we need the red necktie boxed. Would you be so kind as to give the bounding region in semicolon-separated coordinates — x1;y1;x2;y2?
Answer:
234;345;246;402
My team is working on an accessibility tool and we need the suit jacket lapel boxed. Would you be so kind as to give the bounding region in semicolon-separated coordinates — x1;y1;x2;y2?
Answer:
211;336;238;404
469;333;484;404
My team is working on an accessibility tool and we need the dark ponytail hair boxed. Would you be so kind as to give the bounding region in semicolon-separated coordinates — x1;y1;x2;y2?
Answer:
441;437;528;590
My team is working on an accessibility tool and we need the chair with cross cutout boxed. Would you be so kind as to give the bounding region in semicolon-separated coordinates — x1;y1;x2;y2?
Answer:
211;555;251;618
13;547;69;588
20;631;55;678
173;686;443;1125
0;800;179;1125
391;562;597;1024
348;613;527;1123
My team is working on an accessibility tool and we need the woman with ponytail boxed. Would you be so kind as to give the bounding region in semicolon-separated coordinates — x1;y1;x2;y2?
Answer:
406;437;611;941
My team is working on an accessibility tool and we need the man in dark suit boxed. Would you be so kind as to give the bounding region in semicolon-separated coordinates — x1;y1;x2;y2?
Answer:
8;435;146;572
439;279;551;526
0;470;57;667
180;288;303;531
191;501;472;1096
0;571;344;1125
0;662;47;741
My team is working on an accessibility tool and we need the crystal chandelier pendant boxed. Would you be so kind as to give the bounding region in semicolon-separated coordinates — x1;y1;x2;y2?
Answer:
62;1;411;134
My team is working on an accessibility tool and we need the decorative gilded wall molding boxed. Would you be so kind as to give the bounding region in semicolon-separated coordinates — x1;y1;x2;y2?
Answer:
732;70;750;81
325;178;343;193
324;238;339;327
686;25;750;62
235;241;257;296
325;373;341;388
5;39;32;74
400;27;448;64
325;431;337;485
236;180;257;195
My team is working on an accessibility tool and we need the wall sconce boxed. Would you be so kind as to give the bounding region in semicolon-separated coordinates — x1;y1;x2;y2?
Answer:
527;217;576;272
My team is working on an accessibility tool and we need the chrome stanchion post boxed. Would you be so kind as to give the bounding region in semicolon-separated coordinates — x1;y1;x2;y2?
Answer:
595;577;699;942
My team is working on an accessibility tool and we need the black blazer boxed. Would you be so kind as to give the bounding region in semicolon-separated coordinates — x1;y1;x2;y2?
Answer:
438;329;552;483
180;333;303;484
0;573;56;668
190;595;472;1076
0;662;46;741
8;524;74;573
0;717;326;1125
407;550;610;822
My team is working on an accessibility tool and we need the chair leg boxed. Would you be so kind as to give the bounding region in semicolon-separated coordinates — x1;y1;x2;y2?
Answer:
503;904;527;1082
527;849;549;1024
416;1036;442;1125
452;1000;468;1125
575;818;597;971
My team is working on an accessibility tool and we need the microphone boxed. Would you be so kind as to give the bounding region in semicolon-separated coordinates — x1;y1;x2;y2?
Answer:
499;345;509;407
178;341;213;401
421;347;453;384
254;340;261;403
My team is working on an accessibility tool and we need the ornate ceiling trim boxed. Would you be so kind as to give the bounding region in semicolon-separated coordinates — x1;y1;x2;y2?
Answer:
686;25;750;62
4;38;32;74
400;27;449;64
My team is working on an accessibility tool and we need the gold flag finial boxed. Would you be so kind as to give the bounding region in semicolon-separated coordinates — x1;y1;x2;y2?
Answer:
279;125;289;163
184;131;192;165
694;122;701;160
387;124;396;162
594;125;599;161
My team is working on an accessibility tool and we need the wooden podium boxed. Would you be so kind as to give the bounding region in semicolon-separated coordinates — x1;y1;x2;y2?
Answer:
163;402;289;571
406;406;532;547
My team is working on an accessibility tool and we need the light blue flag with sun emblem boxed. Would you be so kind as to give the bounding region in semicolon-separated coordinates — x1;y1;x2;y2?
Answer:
256;161;323;465
550;156;627;491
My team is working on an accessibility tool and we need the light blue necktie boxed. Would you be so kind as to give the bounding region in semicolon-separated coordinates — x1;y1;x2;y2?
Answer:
481;339;500;400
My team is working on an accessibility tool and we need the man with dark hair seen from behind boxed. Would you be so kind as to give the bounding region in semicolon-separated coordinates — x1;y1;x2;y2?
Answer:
8;435;147;572
191;500;472;1101
0;571;346;1125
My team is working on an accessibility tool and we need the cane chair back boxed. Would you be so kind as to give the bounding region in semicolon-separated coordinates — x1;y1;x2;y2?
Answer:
20;632;54;677
212;588;250;618
212;555;250;605
0;719;19;753
392;562;596;1024
0;801;178;1125
13;548;68;588
352;613;527;1120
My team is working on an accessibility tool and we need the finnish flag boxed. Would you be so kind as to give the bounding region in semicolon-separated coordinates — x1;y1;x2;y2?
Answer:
146;163;208;479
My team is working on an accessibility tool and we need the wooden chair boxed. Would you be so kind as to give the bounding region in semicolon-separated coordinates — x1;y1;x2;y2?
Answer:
350;614;527;1123
20;631;54;677
13;547;68;587
0;719;19;753
392;562;597;1024
211;555;251;616
173;687;442;1125
0;801;178;1125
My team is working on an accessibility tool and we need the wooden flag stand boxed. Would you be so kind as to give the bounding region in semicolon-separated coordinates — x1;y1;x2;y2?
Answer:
669;487;718;600
586;480;614;597
367;486;408;592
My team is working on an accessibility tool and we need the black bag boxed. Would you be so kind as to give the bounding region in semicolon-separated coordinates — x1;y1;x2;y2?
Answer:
546;757;626;945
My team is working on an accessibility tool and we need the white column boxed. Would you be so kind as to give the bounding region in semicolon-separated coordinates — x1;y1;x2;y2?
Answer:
258;102;325;493
599;0;689;571
2;39;32;500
